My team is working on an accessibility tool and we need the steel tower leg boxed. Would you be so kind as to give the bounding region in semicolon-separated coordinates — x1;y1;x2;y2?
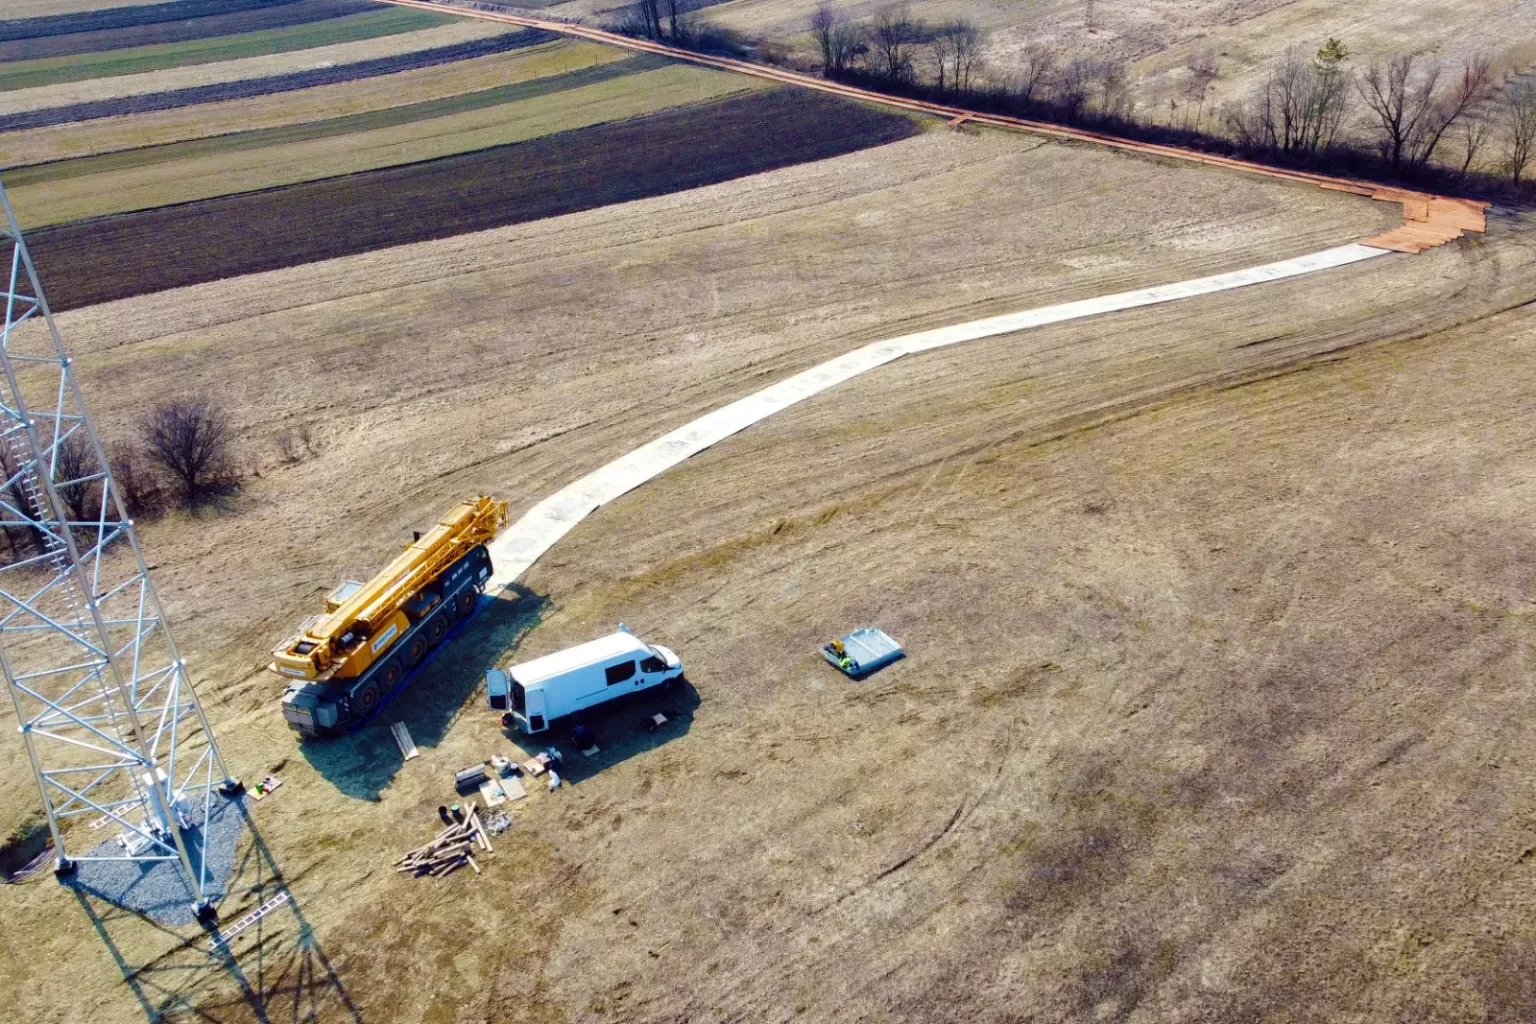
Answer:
0;181;239;916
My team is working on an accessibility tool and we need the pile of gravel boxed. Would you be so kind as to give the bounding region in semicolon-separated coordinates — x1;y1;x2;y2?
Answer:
64;794;248;927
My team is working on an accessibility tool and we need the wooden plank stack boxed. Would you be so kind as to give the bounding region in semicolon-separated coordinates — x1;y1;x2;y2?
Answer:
395;803;493;879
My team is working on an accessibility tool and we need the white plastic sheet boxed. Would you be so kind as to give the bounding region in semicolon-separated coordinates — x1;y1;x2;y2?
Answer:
486;243;1388;589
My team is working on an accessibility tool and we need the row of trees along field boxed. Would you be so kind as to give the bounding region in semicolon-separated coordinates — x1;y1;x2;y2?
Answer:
796;2;1536;191
606;0;1534;191
792;3;1536;191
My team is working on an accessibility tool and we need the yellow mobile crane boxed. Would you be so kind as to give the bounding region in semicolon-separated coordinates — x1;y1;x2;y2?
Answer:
275;495;508;737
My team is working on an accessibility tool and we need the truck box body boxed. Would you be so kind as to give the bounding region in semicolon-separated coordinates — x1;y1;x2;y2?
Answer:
504;631;682;734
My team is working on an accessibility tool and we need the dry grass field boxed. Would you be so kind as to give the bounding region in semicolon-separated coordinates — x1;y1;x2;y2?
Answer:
3;115;1533;1021
543;0;1536;108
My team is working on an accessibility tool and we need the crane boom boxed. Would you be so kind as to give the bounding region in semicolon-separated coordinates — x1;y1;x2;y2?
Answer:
272;495;507;682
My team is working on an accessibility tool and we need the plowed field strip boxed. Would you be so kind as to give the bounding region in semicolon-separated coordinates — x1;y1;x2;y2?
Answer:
0;29;544;131
10;62;753;226
0;0;375;61
27;88;920;310
1;0;304;40
0;7;451;91
5;51;649;183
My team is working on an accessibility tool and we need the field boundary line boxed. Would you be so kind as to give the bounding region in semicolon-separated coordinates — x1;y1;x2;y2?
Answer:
485;243;1389;589
372;0;1488;253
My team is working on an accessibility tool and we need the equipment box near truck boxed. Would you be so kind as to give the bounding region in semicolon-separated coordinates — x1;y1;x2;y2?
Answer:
495;629;682;734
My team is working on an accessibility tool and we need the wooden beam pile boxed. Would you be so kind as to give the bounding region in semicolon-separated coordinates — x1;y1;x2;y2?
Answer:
395;803;493;879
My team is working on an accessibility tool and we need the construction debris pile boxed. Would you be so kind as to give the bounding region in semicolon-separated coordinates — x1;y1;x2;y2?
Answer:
395;802;493;879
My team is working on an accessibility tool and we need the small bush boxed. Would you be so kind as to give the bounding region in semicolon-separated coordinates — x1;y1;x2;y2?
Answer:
138;398;237;507
108;441;164;519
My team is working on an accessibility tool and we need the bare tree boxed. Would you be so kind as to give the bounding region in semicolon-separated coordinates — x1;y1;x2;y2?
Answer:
53;432;99;524
634;0;661;38
108;442;160;518
870;4;920;85
1307;37;1352;151
927;20;959;93
811;1;839;72
1016;40;1058;107
1450;107;1496;179
950;19;984;94
1228;41;1351;157
809;1;861;76
1091;58;1132;118
1503;76;1536;183
1183;51;1220;132
1359;53;1494;171
139;398;235;505
0;443;43;559
1055;58;1094;120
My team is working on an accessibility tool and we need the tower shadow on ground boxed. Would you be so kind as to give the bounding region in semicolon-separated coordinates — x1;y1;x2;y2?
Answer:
298;583;548;800
73;801;362;1023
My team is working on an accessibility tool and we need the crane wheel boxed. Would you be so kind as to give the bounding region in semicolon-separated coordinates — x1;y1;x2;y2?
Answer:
426;615;449;647
456;592;477;619
405;635;429;669
355;680;381;713
377;659;402;691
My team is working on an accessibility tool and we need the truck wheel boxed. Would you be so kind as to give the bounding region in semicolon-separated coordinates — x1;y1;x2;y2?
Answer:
426;615;449;647
377;658;403;691
404;634;429;668
354;680;381;716
456;591;477;620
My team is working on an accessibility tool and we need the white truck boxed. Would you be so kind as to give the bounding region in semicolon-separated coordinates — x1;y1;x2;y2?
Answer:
488;628;683;735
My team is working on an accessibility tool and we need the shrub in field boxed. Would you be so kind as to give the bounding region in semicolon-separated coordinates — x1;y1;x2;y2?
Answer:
108;442;164;519
138;398;237;506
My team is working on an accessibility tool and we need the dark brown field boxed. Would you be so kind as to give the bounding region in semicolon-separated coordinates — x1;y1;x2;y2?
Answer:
27;88;921;310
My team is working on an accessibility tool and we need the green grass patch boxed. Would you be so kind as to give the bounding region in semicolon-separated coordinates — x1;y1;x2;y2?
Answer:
0;7;452;92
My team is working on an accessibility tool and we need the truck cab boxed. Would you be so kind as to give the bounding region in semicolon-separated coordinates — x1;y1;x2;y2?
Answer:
499;630;682;734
